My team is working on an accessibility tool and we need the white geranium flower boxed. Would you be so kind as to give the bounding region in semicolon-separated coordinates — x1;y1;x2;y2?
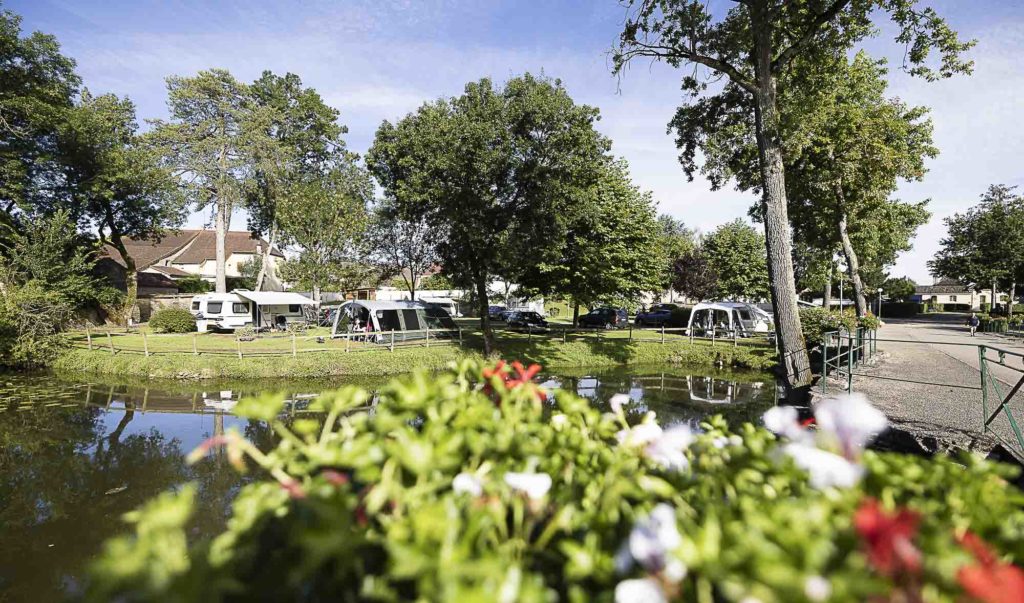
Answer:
614;578;667;603
712;436;729;449
610;393;631;414
452;472;483;497
617;422;664;448
762;405;809;442
804;576;831;602
782;443;864;489
645;426;693;471
627;504;683;575
550;413;569;430
504;472;552;500
814;394;888;457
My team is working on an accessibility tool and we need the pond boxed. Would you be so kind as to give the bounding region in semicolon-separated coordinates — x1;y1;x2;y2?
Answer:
0;365;778;601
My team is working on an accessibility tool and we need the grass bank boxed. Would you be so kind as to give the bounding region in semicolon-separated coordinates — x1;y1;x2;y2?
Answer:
54;330;776;380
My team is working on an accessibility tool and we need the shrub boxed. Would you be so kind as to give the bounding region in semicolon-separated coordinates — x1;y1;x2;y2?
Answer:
148;308;196;333
800;307;857;344
857;312;881;331
176;275;211;294
0;282;74;369
86;361;1024;602
980;316;1008;333
668;306;692;327
981;303;991;313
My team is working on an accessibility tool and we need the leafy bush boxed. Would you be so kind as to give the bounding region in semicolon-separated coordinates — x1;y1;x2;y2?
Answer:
668;306;692;327
0;282;74;368
148;308;196;333
857;312;881;331
980;316;1008;333
981;303;991;313
881;302;920;318
176;275;211;294
800;307;857;344
86;361;1024;602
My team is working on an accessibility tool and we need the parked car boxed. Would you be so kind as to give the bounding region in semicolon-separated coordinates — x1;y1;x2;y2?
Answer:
506;311;549;331
636;304;690;328
487;305;508;320
578;307;628;329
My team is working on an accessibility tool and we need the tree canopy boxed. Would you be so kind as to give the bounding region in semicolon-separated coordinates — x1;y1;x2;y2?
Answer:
701;220;770;301
367;73;610;352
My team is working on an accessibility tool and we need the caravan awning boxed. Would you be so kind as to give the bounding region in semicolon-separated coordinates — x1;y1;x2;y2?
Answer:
234;291;316;306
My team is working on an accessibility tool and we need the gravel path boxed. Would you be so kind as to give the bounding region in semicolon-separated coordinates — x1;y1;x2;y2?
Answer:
815;315;1024;458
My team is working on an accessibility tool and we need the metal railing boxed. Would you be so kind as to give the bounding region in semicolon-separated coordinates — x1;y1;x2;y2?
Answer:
819;330;1024;461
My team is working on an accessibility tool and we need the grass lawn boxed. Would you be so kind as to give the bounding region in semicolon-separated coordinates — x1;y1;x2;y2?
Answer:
56;322;777;380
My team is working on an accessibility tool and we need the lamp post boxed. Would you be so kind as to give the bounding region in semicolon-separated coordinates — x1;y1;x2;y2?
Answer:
877;288;884;319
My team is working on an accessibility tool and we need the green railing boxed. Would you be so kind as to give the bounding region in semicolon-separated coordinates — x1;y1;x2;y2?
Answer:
820;328;878;393
819;331;1024;461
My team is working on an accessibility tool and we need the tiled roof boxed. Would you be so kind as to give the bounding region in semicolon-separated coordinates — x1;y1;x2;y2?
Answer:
101;231;200;270
171;230;285;264
916;283;972;295
148;265;191;277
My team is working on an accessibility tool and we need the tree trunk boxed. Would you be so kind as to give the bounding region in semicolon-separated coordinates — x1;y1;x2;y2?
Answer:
476;276;494;355
835;197;868;317
255;225;276;291
215;203;229;293
313;282;322;304
992;279;998;313
572;300;580;328
109;233;138;328
823;265;833;309
750;7;811;392
1010;281;1016;317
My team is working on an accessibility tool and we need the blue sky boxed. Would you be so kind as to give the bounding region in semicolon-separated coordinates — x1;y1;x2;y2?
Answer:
9;0;1024;282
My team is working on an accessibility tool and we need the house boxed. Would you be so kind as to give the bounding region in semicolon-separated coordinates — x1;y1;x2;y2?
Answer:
97;229;285;293
910;278;1010;310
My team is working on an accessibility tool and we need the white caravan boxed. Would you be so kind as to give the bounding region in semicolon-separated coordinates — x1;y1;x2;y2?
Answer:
189;291;316;332
686;302;774;337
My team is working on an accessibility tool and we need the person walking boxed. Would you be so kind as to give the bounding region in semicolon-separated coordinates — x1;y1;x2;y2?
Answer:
968;312;980;337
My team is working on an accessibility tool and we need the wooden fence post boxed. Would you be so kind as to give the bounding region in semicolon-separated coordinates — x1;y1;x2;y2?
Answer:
425;326;430;348
390;330;395;352
562;328;567;344
143;331;149;357
193;332;198;356
628;324;632;341
292;332;297;358
107;331;114;356
237;338;242;359
458;328;463;346
86;327;92;350
660;325;665;345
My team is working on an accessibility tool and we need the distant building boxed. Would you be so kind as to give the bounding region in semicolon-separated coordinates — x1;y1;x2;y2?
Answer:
910;278;1009;310
97;229;285;293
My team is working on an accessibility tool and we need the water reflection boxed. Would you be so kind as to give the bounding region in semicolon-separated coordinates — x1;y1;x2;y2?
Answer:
0;366;775;600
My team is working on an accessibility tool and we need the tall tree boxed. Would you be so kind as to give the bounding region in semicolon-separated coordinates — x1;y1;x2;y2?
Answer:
671;247;718;302
367;74;609;353
369;199;439;301
55;91;185;322
615;0;972;390
652;214;695;300
245;71;347;291
275;161;373;302
701;220;770;301
0;7;79;229
930;185;1024;316
520;158;663;325
881;276;916;302
147;69;267;293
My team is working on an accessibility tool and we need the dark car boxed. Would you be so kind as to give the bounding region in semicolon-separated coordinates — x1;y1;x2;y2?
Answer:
487;305;508;320
578;307;628;329
506;311;548;331
635;304;689;328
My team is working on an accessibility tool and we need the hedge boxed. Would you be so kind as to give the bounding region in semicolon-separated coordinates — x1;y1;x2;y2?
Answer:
148;308;197;333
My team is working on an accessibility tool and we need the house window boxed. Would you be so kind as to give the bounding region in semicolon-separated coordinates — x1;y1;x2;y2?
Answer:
288;304;300;313
980;296;987;304
949;295;957;302
232;302;249;314
206;302;223;314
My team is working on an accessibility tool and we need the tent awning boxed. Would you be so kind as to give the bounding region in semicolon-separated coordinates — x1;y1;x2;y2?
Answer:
234;291;316;306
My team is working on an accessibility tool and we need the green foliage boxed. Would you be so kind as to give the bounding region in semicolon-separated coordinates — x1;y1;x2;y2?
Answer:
930;185;1024;296
2;209;99;308
672;247;718;302
418;273;452;291
701;220;769;300
148;308;196;334
799;307;858;345
882;276;917;302
654;215;695;293
367;73;610;348
0;281;73;368
88;361;1024;601
858;312;882;331
175;275;210;294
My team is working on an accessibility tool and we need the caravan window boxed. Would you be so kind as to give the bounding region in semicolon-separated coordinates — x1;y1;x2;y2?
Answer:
289;304;300;313
401;309;421;331
232;302;249;314
377;310;401;332
738;309;751;320
191;301;200;311
207;302;223;314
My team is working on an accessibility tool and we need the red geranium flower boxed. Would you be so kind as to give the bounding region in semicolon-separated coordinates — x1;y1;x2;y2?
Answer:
957;531;1024;603
853;498;922;577
482;360;546;401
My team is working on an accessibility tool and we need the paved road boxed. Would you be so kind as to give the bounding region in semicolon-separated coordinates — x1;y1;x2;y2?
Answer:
817;314;1024;457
